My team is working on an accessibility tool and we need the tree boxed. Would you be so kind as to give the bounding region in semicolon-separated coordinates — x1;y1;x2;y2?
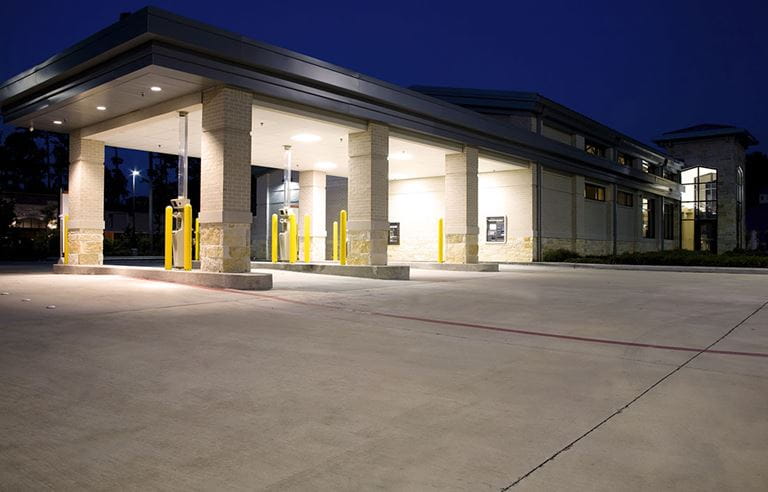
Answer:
104;147;128;210
0;129;47;192
0;197;15;235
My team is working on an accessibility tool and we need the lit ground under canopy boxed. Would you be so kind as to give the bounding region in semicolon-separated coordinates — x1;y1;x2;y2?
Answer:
1;264;767;490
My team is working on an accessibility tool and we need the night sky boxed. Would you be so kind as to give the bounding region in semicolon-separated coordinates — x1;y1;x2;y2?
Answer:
2;0;766;170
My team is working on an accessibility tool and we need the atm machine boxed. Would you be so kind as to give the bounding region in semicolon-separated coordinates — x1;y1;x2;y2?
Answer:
170;197;191;268
277;207;292;261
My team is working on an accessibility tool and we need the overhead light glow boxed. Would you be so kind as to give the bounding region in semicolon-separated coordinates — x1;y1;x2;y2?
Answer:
389;150;413;161
315;161;337;170
150;86;162;92
96;106;107;111
291;133;321;143
52;120;63;125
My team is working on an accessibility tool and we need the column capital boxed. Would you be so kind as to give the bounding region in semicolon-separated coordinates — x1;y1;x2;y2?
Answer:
202;86;253;133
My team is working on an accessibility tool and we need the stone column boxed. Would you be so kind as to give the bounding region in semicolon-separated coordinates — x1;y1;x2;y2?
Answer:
67;131;105;265
299;170;327;261
347;123;389;265
444;147;479;264
199;86;253;273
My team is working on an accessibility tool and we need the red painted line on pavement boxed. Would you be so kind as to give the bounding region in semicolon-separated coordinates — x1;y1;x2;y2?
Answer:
226;289;768;359
370;312;768;359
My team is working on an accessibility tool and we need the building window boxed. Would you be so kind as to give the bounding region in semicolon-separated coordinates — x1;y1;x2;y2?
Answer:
617;152;632;166
616;190;634;207
736;167;744;249
585;140;606;157
681;167;718;252
642;197;656;239
641;160;660;176
663;202;675;240
585;183;606;201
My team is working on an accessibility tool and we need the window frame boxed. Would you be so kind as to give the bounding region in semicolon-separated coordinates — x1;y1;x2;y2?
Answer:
585;140;606;158
584;183;606;202
642;197;656;239
617;152;632;167
663;201;675;240
616;190;634;207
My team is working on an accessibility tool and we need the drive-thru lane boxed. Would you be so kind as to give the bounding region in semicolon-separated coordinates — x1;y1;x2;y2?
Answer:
1;264;766;490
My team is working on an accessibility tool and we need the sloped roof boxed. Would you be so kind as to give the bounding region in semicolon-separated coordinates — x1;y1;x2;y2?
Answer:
654;123;758;147
410;86;670;161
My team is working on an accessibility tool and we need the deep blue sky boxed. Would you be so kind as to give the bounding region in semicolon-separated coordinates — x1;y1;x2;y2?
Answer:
2;0;766;159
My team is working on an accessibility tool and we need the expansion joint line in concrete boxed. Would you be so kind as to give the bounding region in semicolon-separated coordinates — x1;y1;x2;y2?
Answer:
498;298;768;491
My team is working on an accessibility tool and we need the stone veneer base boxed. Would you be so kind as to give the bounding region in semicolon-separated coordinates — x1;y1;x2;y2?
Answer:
251;262;409;280
53;264;272;290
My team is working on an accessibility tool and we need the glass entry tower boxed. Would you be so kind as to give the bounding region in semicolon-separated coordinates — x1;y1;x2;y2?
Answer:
681;167;718;252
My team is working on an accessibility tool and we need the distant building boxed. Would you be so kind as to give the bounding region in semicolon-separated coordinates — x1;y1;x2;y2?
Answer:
1;192;58;230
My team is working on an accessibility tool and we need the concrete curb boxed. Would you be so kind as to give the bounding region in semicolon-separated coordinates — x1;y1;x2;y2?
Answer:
251;262;409;280
53;264;273;290
504;262;768;275
104;256;164;260
402;262;499;272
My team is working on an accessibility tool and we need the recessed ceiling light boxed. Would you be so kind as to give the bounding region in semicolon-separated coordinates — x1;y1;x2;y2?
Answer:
388;151;413;161
52;120;63;125
150;86;162;92
315;161;337;170
96;106;107;111
291;133;321;143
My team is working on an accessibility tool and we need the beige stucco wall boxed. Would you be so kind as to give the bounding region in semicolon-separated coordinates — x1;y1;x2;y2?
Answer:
477;169;534;262
385;169;535;263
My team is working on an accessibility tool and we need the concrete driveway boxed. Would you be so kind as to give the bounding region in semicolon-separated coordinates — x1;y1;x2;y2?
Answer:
1;264;766;490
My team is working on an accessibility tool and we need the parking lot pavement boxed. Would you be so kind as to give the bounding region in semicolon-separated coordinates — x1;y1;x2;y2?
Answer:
1;264;767;490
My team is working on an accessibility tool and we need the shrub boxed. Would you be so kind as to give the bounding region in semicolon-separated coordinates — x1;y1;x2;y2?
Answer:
543;248;581;262
561;249;768;268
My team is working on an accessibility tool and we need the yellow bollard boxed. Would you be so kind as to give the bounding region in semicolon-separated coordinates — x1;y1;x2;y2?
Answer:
194;217;200;261
164;206;172;270
303;214;311;263
63;215;69;264
271;214;278;263
332;221;339;261
437;218;444;264
339;210;347;266
183;204;192;271
288;213;297;264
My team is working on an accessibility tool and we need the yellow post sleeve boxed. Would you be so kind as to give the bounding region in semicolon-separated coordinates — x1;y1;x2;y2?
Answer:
288;213;297;264
339;210;347;266
437;218;444;264
332;221;339;262
183;204;192;271
271;214;278;263
194;217;200;261
63;215;69;264
303;214;311;263
164;206;172;270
